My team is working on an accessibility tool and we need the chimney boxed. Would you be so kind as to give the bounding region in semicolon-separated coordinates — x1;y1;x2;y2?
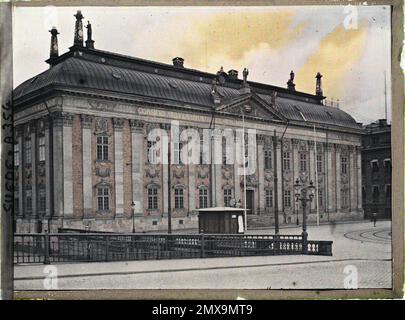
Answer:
73;10;84;47
228;69;238;80
172;57;184;68
316;72;323;96
287;70;295;91
85;20;95;49
49;27;59;59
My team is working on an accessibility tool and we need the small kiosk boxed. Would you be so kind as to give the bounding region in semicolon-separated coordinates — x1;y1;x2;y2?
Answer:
197;207;245;234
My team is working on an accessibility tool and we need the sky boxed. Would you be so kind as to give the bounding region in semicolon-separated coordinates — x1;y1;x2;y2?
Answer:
13;5;392;124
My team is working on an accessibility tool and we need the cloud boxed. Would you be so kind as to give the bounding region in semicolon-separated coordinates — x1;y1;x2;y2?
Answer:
295;22;368;99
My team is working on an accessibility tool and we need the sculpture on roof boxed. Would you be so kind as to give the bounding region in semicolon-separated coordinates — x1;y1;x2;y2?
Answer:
287;70;296;91
86;21;92;40
243;68;249;86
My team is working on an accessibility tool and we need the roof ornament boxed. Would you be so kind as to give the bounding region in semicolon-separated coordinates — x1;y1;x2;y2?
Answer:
49;27;59;59
316;72;323;96
242;68;249;87
73;10;84;47
216;66;227;85
287;70;296;91
211;78;221;105
85;20;95;49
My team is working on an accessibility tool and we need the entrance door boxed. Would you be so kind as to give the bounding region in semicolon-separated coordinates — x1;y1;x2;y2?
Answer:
246;190;254;214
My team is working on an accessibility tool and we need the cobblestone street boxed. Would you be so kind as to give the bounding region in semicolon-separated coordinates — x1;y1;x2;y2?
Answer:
14;221;392;290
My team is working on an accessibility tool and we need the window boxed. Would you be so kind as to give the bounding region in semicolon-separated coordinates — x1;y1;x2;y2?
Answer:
341;189;349;208
265;189;273;208
386;184;391;198
316;154;322;173
199;135;204;164
174;142;183;165
14;143;20;166
224;188;232;207
96;135;109;161
372;186;379;202
148;186;158;210
97;186;110;211
384;159;391;174
147;141;157;164
300;153;307;172
38;189;46;212
283;152;291;170
38;136;45;162
174;187;184;209
371;160;379;173
199;187;208;208
222;137;227;165
25;140;32;164
284;190;291;207
25;190;32;212
341;156;348;174
264;150;272;170
318;189;323;207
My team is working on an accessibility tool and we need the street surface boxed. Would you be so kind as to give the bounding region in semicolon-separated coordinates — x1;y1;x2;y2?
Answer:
14;220;392;290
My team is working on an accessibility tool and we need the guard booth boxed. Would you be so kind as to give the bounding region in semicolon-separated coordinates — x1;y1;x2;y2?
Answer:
197;207;245;234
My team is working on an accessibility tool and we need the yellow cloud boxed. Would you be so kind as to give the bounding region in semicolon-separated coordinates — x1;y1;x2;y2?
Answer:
159;10;306;73
296;23;368;98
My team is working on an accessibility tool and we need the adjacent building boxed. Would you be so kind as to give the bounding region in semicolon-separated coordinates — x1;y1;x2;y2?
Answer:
13;11;364;233
361;119;392;219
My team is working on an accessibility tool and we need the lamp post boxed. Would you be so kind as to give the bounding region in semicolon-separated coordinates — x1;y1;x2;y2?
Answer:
131;201;136;233
294;178;315;253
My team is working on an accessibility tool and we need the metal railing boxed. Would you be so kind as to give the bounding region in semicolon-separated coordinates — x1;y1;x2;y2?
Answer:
14;233;333;264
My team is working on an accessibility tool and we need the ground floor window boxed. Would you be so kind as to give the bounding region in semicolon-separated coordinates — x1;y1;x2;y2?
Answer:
97;186;110;211
265;189;273;208
148;186;158;210
284;190;291;207
199;187;208;208
174;187;184;209
224;188;232;207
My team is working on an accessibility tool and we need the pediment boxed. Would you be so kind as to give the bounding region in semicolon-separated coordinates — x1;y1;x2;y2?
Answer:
217;93;286;122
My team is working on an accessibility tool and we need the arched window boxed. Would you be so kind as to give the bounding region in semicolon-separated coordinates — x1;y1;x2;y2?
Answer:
147;185;158;210
174;186;184;209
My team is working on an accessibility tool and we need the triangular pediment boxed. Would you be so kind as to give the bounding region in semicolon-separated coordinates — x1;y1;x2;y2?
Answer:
217;93;286;122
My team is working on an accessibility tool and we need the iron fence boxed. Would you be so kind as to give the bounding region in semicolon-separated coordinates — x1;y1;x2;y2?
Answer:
14;233;332;264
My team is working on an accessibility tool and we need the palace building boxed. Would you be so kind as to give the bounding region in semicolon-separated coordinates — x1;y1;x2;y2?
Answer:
13;11;364;233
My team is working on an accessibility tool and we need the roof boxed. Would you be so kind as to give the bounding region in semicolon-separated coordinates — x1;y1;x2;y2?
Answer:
13;46;362;131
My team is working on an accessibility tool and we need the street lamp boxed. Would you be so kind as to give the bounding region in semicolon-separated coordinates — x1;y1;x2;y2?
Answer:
294;178;315;253
131;201;136;233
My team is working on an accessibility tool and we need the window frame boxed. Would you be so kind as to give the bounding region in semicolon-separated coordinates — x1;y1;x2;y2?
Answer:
96;135;109;161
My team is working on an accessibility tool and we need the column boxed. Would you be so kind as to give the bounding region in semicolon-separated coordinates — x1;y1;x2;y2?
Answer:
257;136;265;213
130;120;144;215
213;133;222;206
335;145;342;211
234;132;241;203
356;147;362;211
16;126;24;218
292;139;299;215
81;115;93;218
52;113;64;217
62;112;73;218
349;146;356;211
276;138;282;212
113;118;124;217
188;164;196;212
326;143;334;212
30;120;37;218
44;119;52;217
308;141;315;210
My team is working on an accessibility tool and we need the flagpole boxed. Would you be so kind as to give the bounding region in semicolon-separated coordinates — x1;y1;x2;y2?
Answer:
313;124;319;226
